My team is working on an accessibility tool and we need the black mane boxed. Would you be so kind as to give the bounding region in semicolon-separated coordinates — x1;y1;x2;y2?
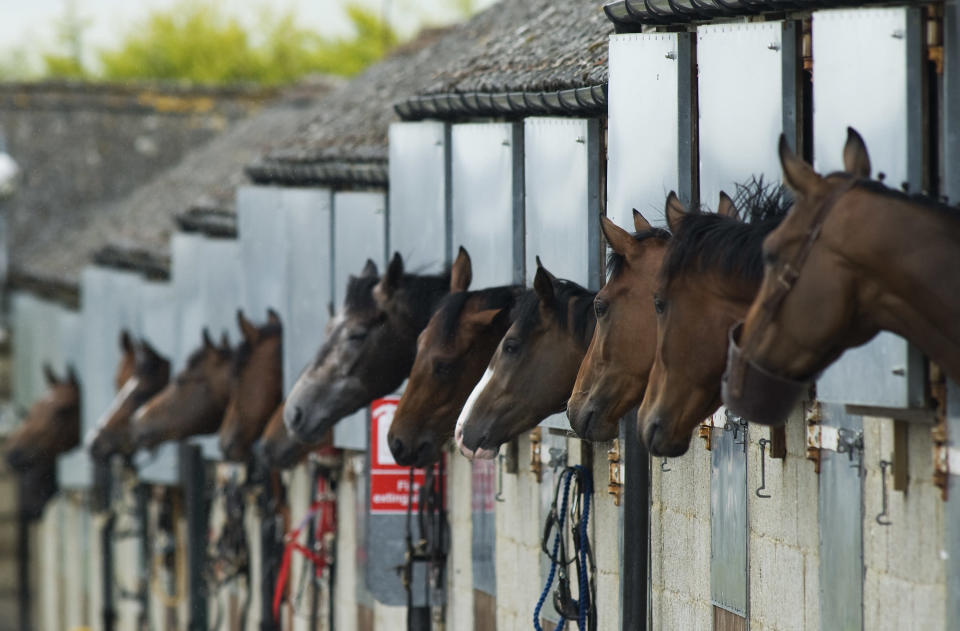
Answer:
514;277;596;345
663;178;790;285
606;228;671;281
185;342;231;371
437;285;522;341
832;173;960;222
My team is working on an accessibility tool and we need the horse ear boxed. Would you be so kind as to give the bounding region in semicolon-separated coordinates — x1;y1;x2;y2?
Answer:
140;339;161;361
361;258;379;278
66;365;79;387
450;246;472;293
665;192;687;234
779;134;822;195
43;362;59;387
120;329;134;355
237;310;258;343
266;308;281;326
219;332;231;351
202;328;215;351
632;209;652;233
842;127;871;178
717;191;739;219
466;307;506;330
533;260;555;305
600;215;633;256
379;252;404;297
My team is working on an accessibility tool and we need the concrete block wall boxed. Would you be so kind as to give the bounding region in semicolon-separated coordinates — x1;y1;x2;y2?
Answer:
447;447;474;631
36;496;62;631
649;433;712;630
861;418;945;631
591;439;622;631
746;409;819;631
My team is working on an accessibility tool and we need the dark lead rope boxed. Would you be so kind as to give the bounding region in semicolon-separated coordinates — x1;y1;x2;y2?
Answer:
534;465;596;631
402;460;448;630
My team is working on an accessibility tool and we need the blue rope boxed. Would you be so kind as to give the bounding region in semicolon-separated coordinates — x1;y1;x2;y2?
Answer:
533;468;573;631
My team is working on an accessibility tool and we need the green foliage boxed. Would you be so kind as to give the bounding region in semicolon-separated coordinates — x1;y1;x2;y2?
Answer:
41;0;91;79
52;1;399;85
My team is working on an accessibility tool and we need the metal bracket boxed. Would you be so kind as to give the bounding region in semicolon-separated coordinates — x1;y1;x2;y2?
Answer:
722;409;749;453
806;401;823;473
607;440;624;506
530;427;543;483
876;460;893;526
807;422;865;477
660;457;671;473
547;446;568;471
756;439;771;499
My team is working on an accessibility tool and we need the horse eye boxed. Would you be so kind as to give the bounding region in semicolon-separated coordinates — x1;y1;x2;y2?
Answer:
348;330;368;343
433;361;454;377
594;299;609;318
653;296;666;315
503;339;521;356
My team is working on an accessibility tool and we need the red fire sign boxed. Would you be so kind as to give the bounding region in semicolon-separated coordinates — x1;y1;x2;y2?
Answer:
369;396;446;515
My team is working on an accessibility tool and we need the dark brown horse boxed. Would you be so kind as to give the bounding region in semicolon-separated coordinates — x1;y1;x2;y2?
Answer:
456;260;595;459
88;333;170;460
219;310;283;461
727;130;960;421
284;255;451;444
256;402;325;470
566;213;669;441
389;250;523;466
130;330;233;450
6;364;81;472
638;182;788;456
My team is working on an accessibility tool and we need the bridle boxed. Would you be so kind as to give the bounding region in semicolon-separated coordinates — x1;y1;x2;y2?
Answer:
727;178;857;397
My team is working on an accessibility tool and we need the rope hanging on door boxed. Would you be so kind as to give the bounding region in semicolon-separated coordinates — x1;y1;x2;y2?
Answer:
400;460;449;630
534;464;596;631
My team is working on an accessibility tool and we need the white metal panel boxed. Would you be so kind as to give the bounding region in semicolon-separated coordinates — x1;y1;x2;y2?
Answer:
813;8;918;407
11;292;42;409
238;186;289;317
607;33;681;228
388;121;448;271
332;191;386;450
451;122;520;288
698;23;783;205
56;307;90;489
283;188;333;394
171;233;206;371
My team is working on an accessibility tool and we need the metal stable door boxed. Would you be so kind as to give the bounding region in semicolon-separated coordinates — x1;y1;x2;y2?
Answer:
524;117;601;432
332;190;386;450
389;121;449;271
607;32;695;229
813;7;926;411
238;185;289;319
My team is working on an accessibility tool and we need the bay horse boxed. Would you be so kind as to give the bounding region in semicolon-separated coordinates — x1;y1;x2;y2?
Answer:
284;255;451;444
389;249;523;466
566;213;669;440
88;332;170;461
726;129;960;422
6;364;81;473
638;181;788;456
456;260;596;459
219;309;283;462
130;329;233;450
256;402;328;470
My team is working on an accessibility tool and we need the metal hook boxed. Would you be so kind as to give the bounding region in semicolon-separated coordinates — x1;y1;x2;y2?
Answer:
495;454;506;502
660;457;670;472
756;439;771;498
876;460;893;526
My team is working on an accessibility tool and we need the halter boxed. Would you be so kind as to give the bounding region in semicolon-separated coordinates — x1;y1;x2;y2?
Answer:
401;459;449;630
727;177;858;398
534;464;596;631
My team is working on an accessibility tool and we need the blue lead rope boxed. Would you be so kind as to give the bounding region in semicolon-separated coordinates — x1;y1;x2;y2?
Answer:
533;465;593;631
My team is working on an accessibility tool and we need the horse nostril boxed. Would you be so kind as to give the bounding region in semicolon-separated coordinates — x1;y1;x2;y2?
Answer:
390;437;405;459
291;406;304;428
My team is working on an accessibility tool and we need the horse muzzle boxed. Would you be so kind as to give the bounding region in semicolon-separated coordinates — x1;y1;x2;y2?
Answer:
721;322;808;426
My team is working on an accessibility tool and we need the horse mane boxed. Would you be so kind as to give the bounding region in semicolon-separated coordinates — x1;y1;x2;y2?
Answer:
514;278;596;344
663;177;790;285
437;285;521;342
186;343;231;370
606;228;672;281
827;173;960;222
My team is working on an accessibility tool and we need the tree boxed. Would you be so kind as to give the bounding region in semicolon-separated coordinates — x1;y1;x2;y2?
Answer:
40;0;91;79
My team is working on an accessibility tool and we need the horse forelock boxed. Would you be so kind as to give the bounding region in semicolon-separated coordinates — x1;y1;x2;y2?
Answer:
436;285;521;342
514;279;596;343
606;228;672;282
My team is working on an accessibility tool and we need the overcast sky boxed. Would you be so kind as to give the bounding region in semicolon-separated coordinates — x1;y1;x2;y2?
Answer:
0;0;494;70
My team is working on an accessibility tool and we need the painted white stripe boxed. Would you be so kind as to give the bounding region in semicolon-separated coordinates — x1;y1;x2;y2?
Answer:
455;367;494;460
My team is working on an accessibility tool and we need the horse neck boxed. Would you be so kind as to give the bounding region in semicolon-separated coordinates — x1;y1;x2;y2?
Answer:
571;292;598;350
841;197;960;380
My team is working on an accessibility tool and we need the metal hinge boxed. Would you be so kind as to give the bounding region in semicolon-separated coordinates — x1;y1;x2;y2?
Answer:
807;420;864;476
608;440;623;506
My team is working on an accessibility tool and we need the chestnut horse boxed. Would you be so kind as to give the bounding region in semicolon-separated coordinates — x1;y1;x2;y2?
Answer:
219;310;283;461
284;255;451;444
88;332;170;460
131;330;233;450
389;250;523;466
566;213;670;440
726;130;960;421
6;364;81;472
456;260;596;459
638;181;788;456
